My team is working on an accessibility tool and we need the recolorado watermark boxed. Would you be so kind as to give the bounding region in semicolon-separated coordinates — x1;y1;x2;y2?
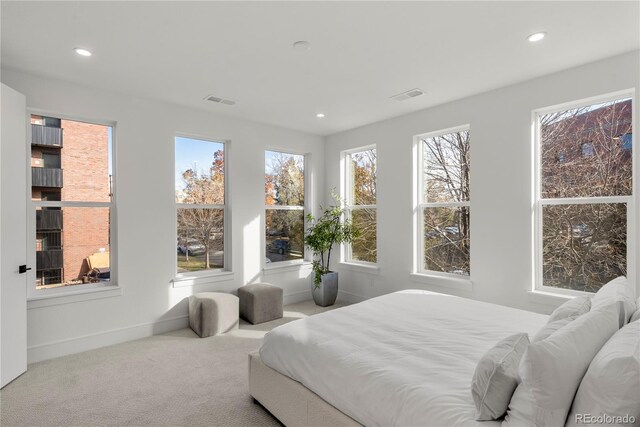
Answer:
575;414;636;425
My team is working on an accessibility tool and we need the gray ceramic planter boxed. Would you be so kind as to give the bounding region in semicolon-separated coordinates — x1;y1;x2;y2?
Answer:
312;271;338;307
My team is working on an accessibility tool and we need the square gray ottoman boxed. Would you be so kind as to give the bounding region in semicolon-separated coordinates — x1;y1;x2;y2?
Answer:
239;283;283;325
188;292;239;338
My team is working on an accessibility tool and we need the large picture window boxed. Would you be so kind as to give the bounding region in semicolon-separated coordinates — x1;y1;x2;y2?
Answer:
265;150;305;264
536;95;633;293
416;126;470;276
343;146;377;263
30;115;113;290
175;137;226;274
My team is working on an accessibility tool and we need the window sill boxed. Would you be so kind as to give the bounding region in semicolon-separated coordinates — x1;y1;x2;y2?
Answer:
263;261;312;275
409;272;473;292
27;285;122;309
527;290;575;306
339;261;379;275
172;271;235;288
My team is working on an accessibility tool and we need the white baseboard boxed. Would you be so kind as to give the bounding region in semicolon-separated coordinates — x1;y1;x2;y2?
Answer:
285;289;367;305
27;315;189;364
283;290;312;305
338;290;367;304
27;290;315;364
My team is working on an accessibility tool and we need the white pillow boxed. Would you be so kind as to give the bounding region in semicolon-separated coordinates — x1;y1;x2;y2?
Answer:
591;276;636;327
471;333;529;421
532;316;575;343
547;296;591;323
630;297;640;323
503;304;620;426
566;320;640;427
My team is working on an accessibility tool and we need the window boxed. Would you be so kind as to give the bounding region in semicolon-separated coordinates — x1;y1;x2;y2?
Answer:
30;115;113;290
416;126;471;276
581;142;595;157
620;133;633;151
343;146;377;263
265;150;305;264
175;137;226;274
536;95;633;293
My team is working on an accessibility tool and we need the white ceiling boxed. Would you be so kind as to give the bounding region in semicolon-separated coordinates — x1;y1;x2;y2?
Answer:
1;1;639;136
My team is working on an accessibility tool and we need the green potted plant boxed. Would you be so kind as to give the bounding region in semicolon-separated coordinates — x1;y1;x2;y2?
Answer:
304;195;360;306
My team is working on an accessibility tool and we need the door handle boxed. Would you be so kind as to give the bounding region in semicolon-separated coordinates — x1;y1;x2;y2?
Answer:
18;265;31;274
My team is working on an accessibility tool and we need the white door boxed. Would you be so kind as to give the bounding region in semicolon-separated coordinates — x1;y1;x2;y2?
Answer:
0;83;28;388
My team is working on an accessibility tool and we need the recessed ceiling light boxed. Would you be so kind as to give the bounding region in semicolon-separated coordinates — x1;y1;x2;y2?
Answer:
316;113;325;118
527;32;546;42
74;48;92;57
293;41;311;51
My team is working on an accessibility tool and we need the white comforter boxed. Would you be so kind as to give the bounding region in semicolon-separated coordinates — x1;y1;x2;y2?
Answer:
260;290;548;427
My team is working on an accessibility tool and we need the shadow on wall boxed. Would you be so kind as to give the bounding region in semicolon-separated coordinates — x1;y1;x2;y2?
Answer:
159;268;265;335
152;301;188;335
161;207;314;330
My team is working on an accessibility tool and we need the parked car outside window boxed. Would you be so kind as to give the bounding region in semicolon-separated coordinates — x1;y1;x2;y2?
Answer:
177;240;206;255
268;238;291;255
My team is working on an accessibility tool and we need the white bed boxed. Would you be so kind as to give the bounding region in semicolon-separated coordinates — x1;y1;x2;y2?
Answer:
256;290;548;427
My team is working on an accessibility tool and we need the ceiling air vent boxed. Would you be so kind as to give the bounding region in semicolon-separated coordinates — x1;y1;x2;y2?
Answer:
390;88;425;101
204;94;236;106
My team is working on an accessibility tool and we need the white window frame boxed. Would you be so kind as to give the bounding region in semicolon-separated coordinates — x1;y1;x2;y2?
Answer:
26;111;118;301
263;148;309;268
341;145;377;266
413;124;471;279
533;90;636;296
174;135;231;281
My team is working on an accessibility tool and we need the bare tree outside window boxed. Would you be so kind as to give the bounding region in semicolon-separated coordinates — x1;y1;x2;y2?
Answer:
265;151;305;263
345;148;377;263
538;97;632;292
175;138;225;272
420;127;470;275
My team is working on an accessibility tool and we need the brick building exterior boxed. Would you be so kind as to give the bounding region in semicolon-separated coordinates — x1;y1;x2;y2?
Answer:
541;99;632;199
31;116;110;287
539;98;632;291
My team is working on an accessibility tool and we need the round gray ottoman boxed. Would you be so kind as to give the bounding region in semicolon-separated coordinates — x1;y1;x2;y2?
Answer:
188;292;239;338
239;283;283;325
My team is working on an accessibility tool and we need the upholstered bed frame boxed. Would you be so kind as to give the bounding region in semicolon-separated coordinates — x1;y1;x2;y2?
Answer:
248;352;362;427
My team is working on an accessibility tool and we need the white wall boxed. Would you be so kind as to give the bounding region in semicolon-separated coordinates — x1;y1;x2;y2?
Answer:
1;69;324;363
326;51;640;313
2;51;638;363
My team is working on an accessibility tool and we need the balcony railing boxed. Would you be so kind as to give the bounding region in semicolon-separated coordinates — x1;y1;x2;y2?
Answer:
31;124;63;148
36;249;63;271
37;230;62;250
36;209;63;230
32;167;63;188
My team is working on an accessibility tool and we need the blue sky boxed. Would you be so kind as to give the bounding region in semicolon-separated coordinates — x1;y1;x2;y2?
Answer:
170;144;300;192
265;150;303;175
175;136;224;191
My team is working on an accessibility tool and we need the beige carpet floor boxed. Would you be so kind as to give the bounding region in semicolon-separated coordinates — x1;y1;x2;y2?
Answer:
0;300;347;427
